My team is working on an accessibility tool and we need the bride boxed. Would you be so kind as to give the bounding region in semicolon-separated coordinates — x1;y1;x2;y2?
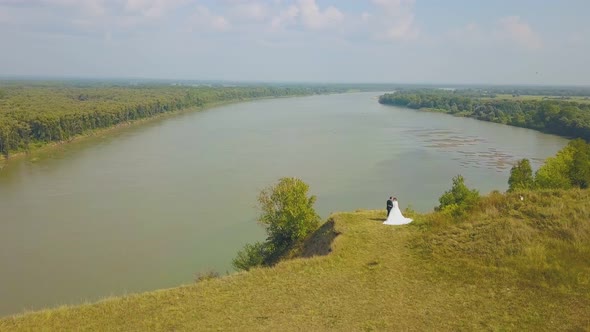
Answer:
383;197;412;225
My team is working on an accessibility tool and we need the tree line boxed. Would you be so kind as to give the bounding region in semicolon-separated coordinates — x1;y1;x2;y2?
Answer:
0;84;344;156
477;86;590;97
379;90;590;141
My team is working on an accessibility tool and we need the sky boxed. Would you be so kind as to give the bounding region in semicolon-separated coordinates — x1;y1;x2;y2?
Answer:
0;0;589;85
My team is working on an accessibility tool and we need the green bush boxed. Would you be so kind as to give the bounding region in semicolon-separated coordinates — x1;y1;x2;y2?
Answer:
535;139;590;189
232;242;267;271
535;145;575;189
436;175;479;217
508;158;535;191
258;177;321;247
233;177;321;271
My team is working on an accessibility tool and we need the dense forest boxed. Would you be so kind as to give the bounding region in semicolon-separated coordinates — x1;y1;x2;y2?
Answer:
379;89;590;140
0;84;344;156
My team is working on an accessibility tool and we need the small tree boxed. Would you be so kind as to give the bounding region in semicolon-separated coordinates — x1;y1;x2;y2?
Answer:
233;177;321;271
437;175;479;216
258;177;321;249
508;159;535;191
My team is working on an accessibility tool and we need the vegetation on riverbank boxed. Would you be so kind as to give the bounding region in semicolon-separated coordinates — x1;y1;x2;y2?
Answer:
379;89;590;140
0;83;347;157
507;138;590;191
2;187;588;330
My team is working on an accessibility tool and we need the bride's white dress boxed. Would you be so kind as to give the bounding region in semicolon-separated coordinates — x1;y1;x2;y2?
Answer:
383;201;412;225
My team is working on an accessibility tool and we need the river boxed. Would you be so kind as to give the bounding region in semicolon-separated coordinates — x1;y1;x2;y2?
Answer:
0;92;568;316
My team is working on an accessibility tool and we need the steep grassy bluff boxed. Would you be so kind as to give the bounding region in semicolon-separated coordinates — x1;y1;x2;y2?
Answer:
2;189;589;331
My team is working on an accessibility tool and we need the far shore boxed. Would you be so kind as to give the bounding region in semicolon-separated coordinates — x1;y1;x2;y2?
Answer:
0;93;332;167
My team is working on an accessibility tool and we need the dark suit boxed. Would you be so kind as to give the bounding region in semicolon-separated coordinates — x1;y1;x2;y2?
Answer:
386;199;393;217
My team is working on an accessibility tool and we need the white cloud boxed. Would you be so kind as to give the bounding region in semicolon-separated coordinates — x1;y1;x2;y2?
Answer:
189;5;231;32
228;2;270;22
369;0;419;41
42;0;106;16
270;5;299;30
372;0;414;13
270;0;343;31
495;16;542;49
297;0;343;30
382;14;417;40
124;0;187;18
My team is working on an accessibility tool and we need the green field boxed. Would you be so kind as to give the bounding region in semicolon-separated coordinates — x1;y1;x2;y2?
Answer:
2;189;589;331
481;93;590;104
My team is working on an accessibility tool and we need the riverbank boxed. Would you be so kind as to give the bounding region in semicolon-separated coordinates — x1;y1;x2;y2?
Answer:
2;189;589;330
0;85;351;158
0;92;333;167
379;90;590;141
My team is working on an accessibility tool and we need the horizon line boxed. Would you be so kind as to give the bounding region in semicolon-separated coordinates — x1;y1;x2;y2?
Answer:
1;75;590;88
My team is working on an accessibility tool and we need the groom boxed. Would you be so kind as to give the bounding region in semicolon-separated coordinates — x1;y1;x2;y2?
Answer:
386;196;394;217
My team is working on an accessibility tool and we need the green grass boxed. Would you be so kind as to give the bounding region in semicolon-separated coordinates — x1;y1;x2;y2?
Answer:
2;190;590;331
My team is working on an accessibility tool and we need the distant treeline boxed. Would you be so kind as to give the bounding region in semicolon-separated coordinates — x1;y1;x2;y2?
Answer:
0;85;343;156
379;90;590;140
479;86;590;97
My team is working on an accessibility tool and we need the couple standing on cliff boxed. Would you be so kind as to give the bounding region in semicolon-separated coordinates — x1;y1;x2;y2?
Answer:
384;196;412;225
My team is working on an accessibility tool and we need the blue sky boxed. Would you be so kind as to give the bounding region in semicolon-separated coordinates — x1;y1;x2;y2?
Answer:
1;0;589;85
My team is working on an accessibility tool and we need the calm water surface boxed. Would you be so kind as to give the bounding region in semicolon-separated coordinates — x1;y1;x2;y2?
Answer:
0;92;568;316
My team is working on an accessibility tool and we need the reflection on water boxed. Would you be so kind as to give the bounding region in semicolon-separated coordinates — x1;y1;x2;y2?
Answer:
0;92;568;316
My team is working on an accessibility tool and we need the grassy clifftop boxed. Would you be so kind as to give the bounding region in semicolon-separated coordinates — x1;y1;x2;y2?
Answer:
2;190;589;331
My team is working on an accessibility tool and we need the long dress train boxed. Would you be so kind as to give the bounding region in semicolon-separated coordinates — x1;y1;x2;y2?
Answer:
383;201;412;225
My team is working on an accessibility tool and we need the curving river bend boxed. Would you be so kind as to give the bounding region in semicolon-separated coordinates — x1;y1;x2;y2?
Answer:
0;92;568;316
